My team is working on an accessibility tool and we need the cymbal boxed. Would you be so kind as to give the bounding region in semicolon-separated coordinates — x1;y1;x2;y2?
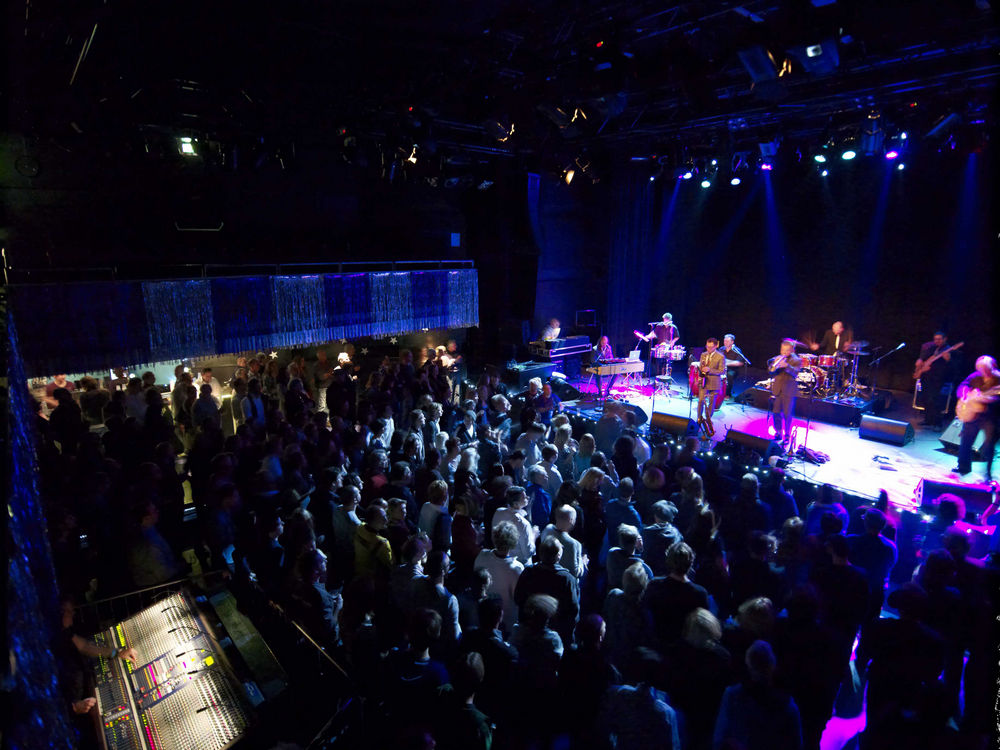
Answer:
786;339;807;348
846;349;870;356
846;340;869;350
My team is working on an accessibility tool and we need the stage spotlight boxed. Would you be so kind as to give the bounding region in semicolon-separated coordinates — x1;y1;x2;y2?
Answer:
820;169;829;176
884;150;899;160
813;154;827;163
711;159;718;166
179;136;196;156
900;131;908;140
897;163;905;170
841;149;856;160
761;162;773;171
730;177;741;186
701;179;711;188
649;175;656;182
562;168;575;185
682;171;693;180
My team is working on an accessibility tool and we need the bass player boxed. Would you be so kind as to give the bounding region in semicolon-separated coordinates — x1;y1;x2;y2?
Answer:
954;355;1000;480
913;332;960;429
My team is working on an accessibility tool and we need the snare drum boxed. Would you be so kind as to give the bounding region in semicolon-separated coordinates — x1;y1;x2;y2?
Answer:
653;343;670;359
799;353;818;367
817;354;838;368
795;366;826;392
668;346;687;361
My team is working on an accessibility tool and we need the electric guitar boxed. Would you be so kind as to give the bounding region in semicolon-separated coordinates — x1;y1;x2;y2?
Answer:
956;384;1000;423
913;342;963;379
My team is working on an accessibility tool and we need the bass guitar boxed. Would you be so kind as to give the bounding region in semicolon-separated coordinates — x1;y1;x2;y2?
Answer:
956;384;1000;423
913;342;963;379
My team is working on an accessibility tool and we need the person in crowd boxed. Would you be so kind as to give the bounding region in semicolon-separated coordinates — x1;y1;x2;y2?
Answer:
606;524;653;592
418;479;452;553
513;536;580;646
433;652;493;750
642;500;683;577
44;373;76;408
603;563;654;671
78;376;111;426
526;463;553;530
491;485;535;564
354;504;392;584
642;541;711;648
847;508;898;621
558;615;621;747
474;522;524;635
193;382;221;429
713;640;803;750
458;595;518;724
540;504;585;579
410;550;462;652
289;548;342;646
597;648;681;750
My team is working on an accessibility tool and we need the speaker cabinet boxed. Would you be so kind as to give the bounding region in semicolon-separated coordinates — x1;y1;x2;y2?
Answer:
650;412;698;438
858;415;914;446
939;417;986;459
724;429;779;457
549;376;582;402
917;478;996;522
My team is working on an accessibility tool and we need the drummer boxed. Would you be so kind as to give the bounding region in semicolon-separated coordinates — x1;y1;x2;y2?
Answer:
811;321;852;389
639;312;680;379
811;321;852;356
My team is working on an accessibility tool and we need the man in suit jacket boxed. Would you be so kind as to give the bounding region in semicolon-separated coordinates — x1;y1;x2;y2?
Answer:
697;338;727;436
768;340;801;447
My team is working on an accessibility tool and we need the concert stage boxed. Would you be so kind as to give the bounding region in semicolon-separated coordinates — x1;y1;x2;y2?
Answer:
563;374;996;514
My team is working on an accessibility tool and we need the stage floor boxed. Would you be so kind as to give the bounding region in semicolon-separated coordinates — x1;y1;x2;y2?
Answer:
564;375;995;509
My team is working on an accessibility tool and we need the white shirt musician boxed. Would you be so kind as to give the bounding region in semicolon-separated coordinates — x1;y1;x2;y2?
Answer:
722;333;750;398
541;318;561;342
638;312;680;377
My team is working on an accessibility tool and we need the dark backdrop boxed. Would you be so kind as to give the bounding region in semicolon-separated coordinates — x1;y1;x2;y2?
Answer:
604;150;998;391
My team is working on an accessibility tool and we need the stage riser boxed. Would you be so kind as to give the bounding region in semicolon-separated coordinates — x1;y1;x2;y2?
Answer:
745;388;874;426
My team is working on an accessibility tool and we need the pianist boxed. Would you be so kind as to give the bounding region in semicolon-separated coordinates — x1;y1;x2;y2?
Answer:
593;336;616;399
541;318;561;341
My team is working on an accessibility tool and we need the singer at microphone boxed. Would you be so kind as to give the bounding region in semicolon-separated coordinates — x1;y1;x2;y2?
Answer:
722;333;749;401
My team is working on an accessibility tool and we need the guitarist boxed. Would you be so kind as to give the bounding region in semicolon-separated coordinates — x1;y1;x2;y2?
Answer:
955;355;1000;480
914;332;955;428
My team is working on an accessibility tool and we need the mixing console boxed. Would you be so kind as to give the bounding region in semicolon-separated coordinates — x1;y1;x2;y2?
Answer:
92;591;251;750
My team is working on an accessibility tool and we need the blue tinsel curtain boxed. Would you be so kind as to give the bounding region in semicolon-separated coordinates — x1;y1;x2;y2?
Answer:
211;277;275;354
411;271;447;330
9;282;149;377
4;300;77;749
324;273;372;340
370;272;416;336
271;275;333;347
143;280;217;363
448;269;480;329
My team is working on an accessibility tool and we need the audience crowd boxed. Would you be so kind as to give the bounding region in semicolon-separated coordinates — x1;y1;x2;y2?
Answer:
37;349;997;750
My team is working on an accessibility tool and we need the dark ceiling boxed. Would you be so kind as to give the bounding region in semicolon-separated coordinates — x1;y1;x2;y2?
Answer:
5;0;998;167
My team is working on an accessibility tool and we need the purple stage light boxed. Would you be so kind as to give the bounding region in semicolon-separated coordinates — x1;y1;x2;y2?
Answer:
885;150;899;160
761;162;773;171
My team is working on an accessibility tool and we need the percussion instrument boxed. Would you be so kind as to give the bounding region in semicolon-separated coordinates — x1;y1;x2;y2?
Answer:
799;353;818;367
653;343;670;359
667;346;687;361
689;363;727;411
796;366;826;393
817;354;839;368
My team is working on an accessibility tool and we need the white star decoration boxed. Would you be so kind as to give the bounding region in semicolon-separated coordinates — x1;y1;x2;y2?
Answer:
361;347;369;355
390;336;398;344
268;351;278;359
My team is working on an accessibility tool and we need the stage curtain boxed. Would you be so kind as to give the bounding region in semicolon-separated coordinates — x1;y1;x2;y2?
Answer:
324;272;371;340
3;296;77;749
370;272;416;336
447;269;480;329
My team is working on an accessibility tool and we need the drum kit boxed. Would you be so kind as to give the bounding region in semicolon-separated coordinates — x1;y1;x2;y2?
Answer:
793;340;871;398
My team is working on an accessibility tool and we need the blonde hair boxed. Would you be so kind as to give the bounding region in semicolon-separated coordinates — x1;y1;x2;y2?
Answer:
578;467;606;492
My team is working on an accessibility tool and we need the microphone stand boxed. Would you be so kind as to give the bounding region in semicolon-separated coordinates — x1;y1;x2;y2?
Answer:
869;342;906;408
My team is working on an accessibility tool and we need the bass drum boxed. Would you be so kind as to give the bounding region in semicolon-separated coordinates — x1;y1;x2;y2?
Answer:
796;366;826;393
688;363;727;412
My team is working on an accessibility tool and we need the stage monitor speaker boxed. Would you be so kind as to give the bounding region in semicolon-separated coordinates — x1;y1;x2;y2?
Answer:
858;415;914;446
724;429;780;457
939;418;986;459
916;478;996;522
549;376;582;402
650;412;698;438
